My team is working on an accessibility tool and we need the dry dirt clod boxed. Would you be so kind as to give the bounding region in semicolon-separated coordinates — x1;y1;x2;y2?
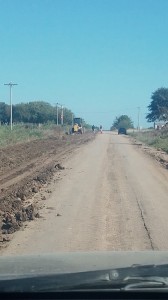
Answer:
55;163;65;170
15;211;28;222
46;189;52;193
35;212;40;218
2;235;10;242
25;204;38;220
32;187;38;193
159;158;165;163
12;199;22;211
16;192;27;201
46;207;55;210
2;215;20;234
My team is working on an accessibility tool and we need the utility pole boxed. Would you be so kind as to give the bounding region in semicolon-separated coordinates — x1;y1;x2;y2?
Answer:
61;105;64;126
4;82;18;130
56;103;59;125
137;107;140;131
56;102;64;125
72;113;74;126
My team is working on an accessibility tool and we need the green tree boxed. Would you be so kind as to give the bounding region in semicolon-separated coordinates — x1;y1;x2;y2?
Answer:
28;101;54;123
62;108;73;125
13;101;54;123
12;101;75;125
0;102;10;123
146;87;168;122
1;99;88;126
13;103;31;122
112;115;134;129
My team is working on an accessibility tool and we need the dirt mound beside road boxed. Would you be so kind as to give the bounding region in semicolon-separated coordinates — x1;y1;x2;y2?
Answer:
0;132;94;244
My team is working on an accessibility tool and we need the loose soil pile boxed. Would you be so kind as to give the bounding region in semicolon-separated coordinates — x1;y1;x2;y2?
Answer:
0;132;95;244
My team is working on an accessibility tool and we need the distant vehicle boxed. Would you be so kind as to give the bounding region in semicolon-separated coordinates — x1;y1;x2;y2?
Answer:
118;127;127;135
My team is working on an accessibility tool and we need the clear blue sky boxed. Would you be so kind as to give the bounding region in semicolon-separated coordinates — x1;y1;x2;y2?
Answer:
0;0;168;129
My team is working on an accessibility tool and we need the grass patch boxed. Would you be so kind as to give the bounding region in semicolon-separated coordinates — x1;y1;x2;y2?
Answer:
0;123;71;148
129;130;168;153
0;125;44;147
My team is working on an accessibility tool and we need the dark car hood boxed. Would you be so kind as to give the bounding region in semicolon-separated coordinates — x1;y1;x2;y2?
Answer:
1;251;168;277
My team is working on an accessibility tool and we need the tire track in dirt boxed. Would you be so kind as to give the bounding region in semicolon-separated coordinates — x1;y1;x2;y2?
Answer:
0;134;94;199
0;145;73;189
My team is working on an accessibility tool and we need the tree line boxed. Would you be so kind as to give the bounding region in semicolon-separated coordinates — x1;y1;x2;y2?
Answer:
2;87;164;129
0;101;74;125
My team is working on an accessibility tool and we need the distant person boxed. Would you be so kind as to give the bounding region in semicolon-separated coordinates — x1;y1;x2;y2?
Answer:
92;125;95;132
100;125;102;133
73;123;79;133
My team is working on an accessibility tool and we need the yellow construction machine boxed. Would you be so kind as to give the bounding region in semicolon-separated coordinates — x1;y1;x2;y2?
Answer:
72;118;83;134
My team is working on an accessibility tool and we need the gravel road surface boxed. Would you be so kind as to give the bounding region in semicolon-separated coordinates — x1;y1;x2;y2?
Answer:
2;132;168;255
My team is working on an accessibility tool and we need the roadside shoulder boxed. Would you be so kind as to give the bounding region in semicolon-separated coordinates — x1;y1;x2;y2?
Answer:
127;134;168;170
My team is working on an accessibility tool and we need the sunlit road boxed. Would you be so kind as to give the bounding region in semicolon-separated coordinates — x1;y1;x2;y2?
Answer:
2;132;168;255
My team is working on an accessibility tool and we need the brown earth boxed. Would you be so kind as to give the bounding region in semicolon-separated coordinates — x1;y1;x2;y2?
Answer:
0;132;95;244
2;132;168;255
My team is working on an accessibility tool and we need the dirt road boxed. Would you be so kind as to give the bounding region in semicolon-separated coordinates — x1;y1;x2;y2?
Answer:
2;132;168;255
